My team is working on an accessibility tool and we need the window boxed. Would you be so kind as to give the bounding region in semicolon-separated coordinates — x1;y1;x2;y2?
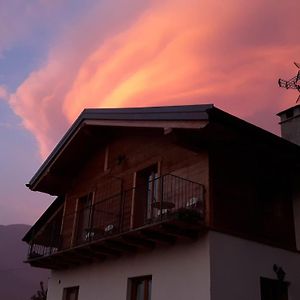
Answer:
63;286;79;300
76;193;93;243
260;277;289;300
146;168;159;219
128;276;152;300
134;164;158;227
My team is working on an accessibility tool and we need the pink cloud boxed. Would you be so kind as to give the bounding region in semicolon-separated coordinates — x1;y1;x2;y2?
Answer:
8;0;300;158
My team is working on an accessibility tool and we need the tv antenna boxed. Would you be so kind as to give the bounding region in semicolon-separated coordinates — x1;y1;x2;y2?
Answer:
278;62;300;102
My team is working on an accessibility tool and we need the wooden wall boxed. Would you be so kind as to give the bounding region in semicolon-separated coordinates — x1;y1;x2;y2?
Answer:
56;125;297;251
60;128;209;247
210;144;296;249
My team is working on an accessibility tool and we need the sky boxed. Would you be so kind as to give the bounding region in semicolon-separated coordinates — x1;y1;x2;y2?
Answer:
0;0;299;225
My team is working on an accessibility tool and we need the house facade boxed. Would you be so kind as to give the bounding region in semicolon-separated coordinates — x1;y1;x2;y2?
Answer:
23;104;300;300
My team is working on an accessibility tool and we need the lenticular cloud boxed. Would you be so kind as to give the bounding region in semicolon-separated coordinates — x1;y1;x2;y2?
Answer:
8;0;300;158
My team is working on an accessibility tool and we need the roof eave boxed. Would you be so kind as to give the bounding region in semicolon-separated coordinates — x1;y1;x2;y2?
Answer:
27;104;213;192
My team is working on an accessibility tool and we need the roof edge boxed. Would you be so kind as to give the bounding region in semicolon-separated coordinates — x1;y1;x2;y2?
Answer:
27;104;213;191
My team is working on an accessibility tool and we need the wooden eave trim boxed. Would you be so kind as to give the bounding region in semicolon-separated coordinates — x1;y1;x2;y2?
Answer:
83;119;209;129
30;119;208;193
30;123;85;192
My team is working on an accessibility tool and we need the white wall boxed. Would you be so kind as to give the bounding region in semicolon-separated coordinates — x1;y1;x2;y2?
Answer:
47;230;300;300
47;235;210;300
209;231;300;300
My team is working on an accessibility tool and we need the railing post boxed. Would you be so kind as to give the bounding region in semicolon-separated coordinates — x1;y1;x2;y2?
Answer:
118;181;125;233
49;220;54;255
86;203;94;242
160;175;164;221
29;227;35;258
201;184;205;220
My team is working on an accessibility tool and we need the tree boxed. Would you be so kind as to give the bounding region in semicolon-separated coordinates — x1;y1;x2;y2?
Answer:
31;281;47;300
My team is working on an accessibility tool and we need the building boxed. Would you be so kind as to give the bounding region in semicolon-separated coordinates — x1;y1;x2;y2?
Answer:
23;104;300;300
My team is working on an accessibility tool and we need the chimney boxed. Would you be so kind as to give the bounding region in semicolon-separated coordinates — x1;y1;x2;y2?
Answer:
277;104;300;145
278;104;300;251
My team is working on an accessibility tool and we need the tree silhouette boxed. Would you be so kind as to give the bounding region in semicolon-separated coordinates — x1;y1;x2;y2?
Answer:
31;281;47;300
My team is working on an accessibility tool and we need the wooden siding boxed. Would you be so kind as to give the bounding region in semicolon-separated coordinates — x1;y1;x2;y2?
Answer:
210;144;296;249
61;196;77;249
60;128;209;248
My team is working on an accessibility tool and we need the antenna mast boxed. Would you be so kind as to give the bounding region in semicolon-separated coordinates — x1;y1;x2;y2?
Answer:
278;62;300;102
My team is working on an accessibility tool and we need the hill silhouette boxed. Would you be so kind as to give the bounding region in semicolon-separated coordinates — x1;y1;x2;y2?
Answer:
0;224;49;300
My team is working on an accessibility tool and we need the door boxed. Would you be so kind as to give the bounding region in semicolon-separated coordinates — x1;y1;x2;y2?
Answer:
75;193;93;244
133;164;158;228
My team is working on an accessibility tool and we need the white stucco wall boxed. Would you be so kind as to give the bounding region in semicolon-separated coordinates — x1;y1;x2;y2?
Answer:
209;231;300;300
47;234;210;300
46;231;300;300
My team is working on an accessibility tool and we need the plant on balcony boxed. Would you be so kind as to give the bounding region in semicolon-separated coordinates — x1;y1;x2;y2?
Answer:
31;281;47;300
174;207;203;223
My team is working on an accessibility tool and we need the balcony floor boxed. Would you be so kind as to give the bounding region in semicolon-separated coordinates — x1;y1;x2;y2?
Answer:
27;215;206;270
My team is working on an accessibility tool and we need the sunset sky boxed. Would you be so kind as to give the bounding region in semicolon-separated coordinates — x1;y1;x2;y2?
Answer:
0;0;299;225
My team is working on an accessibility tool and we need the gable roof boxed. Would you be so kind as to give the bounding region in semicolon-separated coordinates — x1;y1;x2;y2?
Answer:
27;105;212;192
26;104;300;195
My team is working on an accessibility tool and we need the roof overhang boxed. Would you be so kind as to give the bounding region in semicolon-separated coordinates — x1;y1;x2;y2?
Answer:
27;105;212;194
26;104;300;195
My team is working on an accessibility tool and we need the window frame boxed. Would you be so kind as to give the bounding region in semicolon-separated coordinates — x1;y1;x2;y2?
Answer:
75;192;94;243
133;163;159;227
62;286;79;300
128;275;152;300
260;277;289;300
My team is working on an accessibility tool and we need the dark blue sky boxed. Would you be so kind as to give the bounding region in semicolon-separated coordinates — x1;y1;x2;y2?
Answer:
0;0;93;224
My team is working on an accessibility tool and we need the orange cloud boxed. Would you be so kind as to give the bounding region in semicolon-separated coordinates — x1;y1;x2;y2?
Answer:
9;0;300;158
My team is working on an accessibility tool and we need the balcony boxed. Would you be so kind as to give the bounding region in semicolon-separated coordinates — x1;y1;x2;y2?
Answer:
26;174;206;269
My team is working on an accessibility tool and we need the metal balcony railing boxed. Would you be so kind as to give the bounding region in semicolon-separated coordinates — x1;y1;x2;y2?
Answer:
27;174;205;259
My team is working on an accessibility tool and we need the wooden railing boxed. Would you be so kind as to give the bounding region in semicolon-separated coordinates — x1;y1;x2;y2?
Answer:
27;174;205;259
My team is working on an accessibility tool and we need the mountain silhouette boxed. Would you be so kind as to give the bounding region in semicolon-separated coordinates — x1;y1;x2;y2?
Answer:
0;224;49;300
